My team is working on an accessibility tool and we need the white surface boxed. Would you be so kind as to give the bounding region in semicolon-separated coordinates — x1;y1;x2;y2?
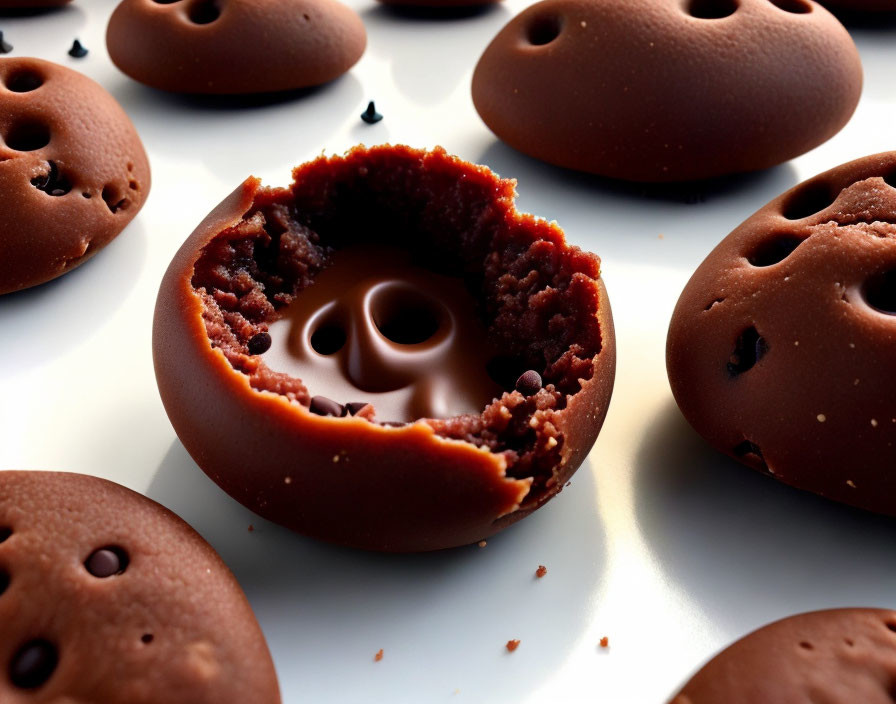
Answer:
2;2;896;702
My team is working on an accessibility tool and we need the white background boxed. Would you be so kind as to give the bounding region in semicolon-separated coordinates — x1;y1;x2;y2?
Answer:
1;1;895;701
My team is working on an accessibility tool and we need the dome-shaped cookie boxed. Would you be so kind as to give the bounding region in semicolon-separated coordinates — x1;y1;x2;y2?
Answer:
106;0;366;94
667;152;896;515
0;58;150;295
153;145;616;552
669;609;896;703
472;0;863;182
0;471;280;703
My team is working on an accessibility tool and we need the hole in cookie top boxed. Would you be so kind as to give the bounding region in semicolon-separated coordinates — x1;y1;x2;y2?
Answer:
727;326;767;377
766;0;812;12
781;181;836;220
0;569;8;596
526;14;563;46
4;121;50;152
141;633;154;644
373;290;442;345
687;0;738;19
9;639;57;689
864;270;896;315
4;69;43;93
84;546;128;578
799;641;814;650
884;169;896;190
31;161;71;197
747;234;806;267
102;185;127;214
0;527;10;543
887;622;896;634
310;322;346;355
188;0;221;24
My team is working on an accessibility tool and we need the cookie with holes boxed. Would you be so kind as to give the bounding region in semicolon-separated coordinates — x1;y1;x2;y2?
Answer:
106;0;365;94
472;0;862;182
0;470;280;702
669;609;896;703
0;57;150;295
153;145;616;551
667;151;896;515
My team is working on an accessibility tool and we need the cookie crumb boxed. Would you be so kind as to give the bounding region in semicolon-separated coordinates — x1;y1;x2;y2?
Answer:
478;540;487;548
284;476;293;484
599;636;609;648
505;639;520;652
361;101;383;124
816;414;826;423
846;480;856;488
68;39;88;58
535;565;547;578
374;649;383;662
871;419;879;427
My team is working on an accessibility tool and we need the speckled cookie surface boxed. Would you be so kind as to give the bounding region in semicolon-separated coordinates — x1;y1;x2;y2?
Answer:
472;0;862;182
0;57;150;295
670;609;896;703
666;151;896;515
0;471;280;703
106;0;366;94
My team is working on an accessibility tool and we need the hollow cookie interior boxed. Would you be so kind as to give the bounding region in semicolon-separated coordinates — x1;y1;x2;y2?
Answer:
190;146;605;507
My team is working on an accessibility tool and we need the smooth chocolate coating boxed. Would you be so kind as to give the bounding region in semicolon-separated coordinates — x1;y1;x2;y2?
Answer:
106;0;366;95
670;609;896;703
0;57;150;294
153;145;616;551
0;471;280;703
472;0;862;182
667;151;896;516
264;245;503;423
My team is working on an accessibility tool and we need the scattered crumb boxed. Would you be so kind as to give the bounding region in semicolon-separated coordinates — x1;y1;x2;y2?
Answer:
284;476;293;484
505;639;520;652
248;524;254;532
580;20;586;27
846;480;856;488
849;342;856;348
333;455;341;463
599;637;609;648
545;436;558;450
794;341;799;346
816;414;827;423
478;540;487;548
854;378;861;386
871;419;879;427
565;481;571;488
657;233;664;240
374;649;383;662
535;565;547;579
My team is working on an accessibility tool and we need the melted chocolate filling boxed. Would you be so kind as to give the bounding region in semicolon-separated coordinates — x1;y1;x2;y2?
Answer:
191;149;604;500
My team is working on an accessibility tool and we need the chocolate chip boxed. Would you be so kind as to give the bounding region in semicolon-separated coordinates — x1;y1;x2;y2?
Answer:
0;32;12;55
310;396;343;417
342;402;369;416
9;640;57;689
360;101;383;124
515;370;543;396
247;332;272;355
31;162;71;197
68;39;88;58
85;547;127;578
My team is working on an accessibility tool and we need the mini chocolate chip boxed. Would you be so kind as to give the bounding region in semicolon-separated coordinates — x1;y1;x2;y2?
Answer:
342;402;369;416
361;101;383;124
9;640;57;689
247;332;272;355
85;547;127;578
68;39;88;58
310;396;343;417
515;370;543;396
0;32;12;55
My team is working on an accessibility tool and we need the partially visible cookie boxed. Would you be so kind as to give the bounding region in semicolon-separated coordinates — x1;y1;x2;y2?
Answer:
0;471;280;703
106;0;366;94
666;152;896;516
0;57;150;294
670;609;896;703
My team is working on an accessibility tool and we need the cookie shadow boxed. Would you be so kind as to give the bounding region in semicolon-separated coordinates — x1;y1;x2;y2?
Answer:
474;140;799;268
147;439;606;702
633;399;896;634
361;3;511;105
0;218;147;371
